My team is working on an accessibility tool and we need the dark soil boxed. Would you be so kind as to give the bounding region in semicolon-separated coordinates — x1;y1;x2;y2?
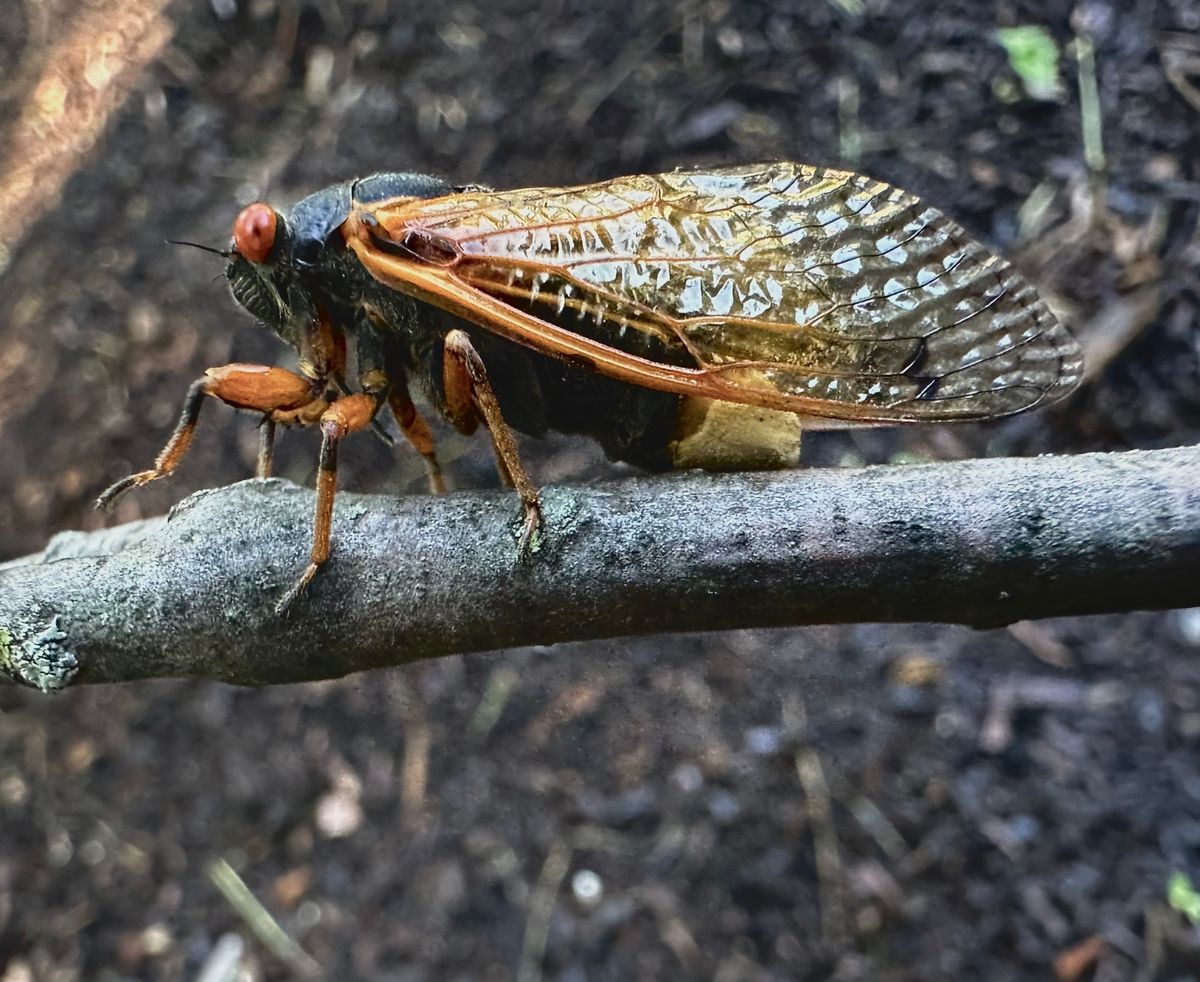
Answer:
2;1;1199;979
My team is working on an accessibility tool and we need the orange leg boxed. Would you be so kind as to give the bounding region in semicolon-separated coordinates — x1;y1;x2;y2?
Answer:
442;330;541;554
388;387;446;494
275;391;381;615
97;364;321;510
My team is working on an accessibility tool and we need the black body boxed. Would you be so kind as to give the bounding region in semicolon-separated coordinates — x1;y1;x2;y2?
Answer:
226;173;683;469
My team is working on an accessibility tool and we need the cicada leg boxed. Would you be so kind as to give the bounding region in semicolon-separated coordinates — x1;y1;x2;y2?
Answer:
388;386;446;494
442;329;542;555
275;391;384;615
256;418;277;478
97;364;322;510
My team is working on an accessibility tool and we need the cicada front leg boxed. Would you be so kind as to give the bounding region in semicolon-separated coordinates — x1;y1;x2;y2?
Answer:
276;389;385;615
442;329;542;554
97;364;325;510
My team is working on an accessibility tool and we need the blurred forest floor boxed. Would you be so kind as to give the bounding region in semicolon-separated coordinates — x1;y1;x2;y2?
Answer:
1;0;1199;979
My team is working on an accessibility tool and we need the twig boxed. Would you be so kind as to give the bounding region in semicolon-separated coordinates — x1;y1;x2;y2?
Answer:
979;676;1121;754
0;447;1197;690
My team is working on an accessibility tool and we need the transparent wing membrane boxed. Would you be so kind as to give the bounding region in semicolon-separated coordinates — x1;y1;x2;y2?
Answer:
353;163;1082;422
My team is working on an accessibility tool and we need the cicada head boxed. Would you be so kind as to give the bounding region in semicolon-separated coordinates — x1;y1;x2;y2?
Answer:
225;182;358;350
224;174;457;352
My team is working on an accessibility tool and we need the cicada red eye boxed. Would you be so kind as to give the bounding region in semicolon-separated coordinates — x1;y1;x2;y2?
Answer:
233;203;278;263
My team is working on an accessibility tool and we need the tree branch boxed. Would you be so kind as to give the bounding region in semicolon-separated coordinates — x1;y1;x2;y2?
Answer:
2;447;1197;691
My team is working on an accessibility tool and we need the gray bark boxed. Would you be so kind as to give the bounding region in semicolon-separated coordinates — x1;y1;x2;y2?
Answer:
1;446;1197;691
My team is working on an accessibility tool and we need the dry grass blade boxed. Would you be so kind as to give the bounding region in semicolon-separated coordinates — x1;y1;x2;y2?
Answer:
206;857;321;979
796;746;847;948
1160;32;1200;113
1073;34;1106;173
395;679;432;827
468;666;520;740
517;841;573;982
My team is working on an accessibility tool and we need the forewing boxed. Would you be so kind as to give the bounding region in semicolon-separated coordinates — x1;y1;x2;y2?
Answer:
353;163;1082;422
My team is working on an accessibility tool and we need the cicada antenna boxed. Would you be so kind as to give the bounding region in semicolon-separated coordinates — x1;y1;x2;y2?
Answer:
166;239;231;259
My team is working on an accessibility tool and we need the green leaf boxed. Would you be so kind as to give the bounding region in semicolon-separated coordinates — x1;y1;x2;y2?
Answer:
995;25;1060;100
1168;871;1200;924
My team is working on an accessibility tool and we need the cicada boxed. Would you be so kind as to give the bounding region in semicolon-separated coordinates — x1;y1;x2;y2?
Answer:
99;162;1083;611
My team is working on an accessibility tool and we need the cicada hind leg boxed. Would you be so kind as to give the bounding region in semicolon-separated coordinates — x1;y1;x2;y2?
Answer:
388;381;446;495
442;329;542;555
